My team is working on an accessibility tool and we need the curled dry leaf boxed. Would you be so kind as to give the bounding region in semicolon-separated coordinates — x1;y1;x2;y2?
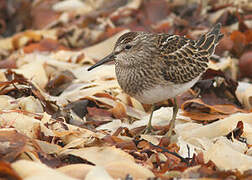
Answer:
45;70;76;96
181;68;245;121
177;112;252;145
181;98;246;121
109;102;127;119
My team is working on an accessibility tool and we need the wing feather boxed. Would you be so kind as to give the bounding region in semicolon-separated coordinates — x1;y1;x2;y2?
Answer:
159;23;223;84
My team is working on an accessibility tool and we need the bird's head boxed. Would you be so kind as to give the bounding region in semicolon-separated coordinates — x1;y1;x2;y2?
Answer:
87;32;156;71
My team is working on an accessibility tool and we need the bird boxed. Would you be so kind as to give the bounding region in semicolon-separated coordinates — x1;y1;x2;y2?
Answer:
88;23;223;137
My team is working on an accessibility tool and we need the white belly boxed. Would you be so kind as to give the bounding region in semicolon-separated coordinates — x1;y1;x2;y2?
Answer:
134;76;200;104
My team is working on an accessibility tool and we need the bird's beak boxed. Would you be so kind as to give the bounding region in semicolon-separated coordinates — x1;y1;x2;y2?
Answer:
87;53;115;71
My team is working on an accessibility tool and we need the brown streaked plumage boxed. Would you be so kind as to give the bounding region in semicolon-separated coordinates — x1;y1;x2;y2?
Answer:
88;23;223;136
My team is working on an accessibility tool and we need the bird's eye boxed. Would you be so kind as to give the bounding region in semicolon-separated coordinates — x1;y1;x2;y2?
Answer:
125;45;132;50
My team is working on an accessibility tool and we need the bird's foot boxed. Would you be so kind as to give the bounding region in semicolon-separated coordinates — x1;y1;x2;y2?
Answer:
164;126;174;138
164;98;178;138
142;126;154;134
164;117;176;138
137;125;156;135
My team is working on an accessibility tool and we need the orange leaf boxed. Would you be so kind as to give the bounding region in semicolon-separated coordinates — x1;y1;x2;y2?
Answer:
245;29;252;44
182;111;228;121
230;30;246;44
230;30;247;56
110;102;127;119
87;107;112;117
0;161;22;180
12;31;42;50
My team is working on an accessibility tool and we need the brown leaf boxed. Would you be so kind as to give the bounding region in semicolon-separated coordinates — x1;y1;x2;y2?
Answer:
3;70;59;115
0;130;29;162
0;161;22;180
245;29;252;44
230;30;247;56
182;68;243;121
237;12;250;33
215;31;233;55
23;38;68;53
140;0;170;25
93;93;116;101
0;0;32;37
123;0;170;32
64;99;89;119
226;121;246;143
110;102;127;119
0;57;16;69
87;107;112;118
239;51;252;78
45;70;76;96
181;98;246;121
182;111;228;121
31;0;60;29
194;69;241;107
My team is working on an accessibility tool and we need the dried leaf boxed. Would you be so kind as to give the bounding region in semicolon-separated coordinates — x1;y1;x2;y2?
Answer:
239;51;252;78
12;160;76;180
204;138;252;172
45;70;76;96
230;30;247;56
23;38;68;53
0;1;252;179
181;98;246;121
110;102;127;119
0;161;22;180
0;130;30;162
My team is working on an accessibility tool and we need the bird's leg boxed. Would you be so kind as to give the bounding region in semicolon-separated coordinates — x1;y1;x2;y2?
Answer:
142;104;156;134
165;98;178;137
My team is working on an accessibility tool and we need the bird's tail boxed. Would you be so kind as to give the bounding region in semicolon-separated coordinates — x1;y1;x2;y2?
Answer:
196;23;224;55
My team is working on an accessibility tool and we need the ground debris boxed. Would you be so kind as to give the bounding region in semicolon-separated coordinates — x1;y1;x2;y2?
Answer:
0;0;251;179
